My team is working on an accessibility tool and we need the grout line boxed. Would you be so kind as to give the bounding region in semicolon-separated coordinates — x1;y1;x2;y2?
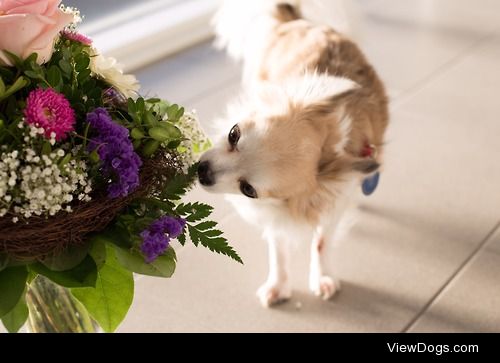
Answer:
392;30;498;107
401;220;500;333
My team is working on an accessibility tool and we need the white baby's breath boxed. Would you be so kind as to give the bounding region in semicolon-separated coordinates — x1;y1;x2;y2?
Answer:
0;125;93;219
175;110;211;172
60;4;82;29
15;152;91;219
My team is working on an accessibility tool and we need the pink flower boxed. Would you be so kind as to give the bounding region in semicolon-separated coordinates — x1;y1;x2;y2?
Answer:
24;88;75;141
0;0;74;66
61;30;92;46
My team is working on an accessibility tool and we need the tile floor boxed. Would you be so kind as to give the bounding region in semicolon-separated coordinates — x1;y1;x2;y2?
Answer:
3;0;497;334
115;0;500;333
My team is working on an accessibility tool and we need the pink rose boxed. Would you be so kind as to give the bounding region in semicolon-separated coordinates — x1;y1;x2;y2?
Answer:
0;0;74;66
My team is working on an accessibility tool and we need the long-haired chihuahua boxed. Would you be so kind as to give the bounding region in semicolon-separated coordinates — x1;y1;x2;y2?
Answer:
198;0;389;307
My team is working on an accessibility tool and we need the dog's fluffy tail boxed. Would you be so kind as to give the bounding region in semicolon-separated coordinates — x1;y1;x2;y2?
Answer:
213;0;361;62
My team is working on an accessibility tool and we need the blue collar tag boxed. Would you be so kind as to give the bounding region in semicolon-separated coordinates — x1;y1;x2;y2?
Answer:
362;172;380;196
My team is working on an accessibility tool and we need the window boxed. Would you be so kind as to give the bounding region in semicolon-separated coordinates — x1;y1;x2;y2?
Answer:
64;0;179;25
64;0;218;71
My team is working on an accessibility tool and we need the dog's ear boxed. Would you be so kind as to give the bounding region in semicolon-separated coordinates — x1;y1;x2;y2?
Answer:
284;73;359;109
252;73;358;117
318;155;379;181
251;82;291;116
351;158;380;174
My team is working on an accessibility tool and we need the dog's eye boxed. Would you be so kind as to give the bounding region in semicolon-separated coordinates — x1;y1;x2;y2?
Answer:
240;180;257;199
228;124;241;148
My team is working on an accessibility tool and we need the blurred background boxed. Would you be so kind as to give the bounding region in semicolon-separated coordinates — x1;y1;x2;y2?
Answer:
66;0;500;332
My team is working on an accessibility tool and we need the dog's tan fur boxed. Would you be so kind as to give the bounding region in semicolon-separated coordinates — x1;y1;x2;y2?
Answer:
201;1;389;305
247;6;389;224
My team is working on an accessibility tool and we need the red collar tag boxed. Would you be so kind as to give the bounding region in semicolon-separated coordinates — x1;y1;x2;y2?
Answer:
360;143;376;158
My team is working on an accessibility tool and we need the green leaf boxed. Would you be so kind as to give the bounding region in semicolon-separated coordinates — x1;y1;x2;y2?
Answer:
89;149;100;163
152;100;169;118
127;98;137;114
71;245;134;333
39;243;90;271
176;202;213;222
0;266;28;318
59;59;72;75
186;216;243;263
115;246;176;278
77;69;91;84
47;65;62;88
94;225;133;250
88;87;101;101
161;164;198;200
158;122;182;139
185;221;243;264
176;107;185;119
24;70;42;80
58;153;72;169
62;46;72;60
23;52;38;67
203;229;223;237
0;254;8;272
142;140;160;158
30;255;97;288
188;225;200;247
197;234;243;264
0;76;5;95
131;128;145;140
75;55;90;72
195;221;218;231
178;233;186;246
166;104;179;121
3;50;23;68
0;76;29;102
41;141;52;156
136;97;145;113
148;126;175;142
1;297;28;333
166;140;182;149
0;67;14;80
133;139;141;150
144;111;157;127
87;235;108;270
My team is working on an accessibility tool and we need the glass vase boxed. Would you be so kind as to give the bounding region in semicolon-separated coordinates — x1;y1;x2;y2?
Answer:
26;275;98;333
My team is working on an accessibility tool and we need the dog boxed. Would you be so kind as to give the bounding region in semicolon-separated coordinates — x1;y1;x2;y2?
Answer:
198;0;389;307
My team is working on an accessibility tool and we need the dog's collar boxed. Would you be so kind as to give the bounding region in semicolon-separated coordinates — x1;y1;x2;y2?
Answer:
360;142;377;159
360;142;379;196
362;172;380;196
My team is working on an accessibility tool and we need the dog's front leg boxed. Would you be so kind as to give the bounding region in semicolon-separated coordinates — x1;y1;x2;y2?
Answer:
257;235;292;307
309;227;340;300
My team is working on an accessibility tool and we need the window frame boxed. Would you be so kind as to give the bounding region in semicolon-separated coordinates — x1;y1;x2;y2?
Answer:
81;0;219;71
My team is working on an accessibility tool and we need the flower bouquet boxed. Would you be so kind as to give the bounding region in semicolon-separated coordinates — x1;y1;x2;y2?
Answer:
0;0;240;333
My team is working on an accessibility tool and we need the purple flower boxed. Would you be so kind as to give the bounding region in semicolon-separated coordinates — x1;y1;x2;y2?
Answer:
103;87;126;107
140;216;186;263
86;108;142;198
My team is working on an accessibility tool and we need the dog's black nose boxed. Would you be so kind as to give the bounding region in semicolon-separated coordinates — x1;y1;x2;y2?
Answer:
198;160;215;186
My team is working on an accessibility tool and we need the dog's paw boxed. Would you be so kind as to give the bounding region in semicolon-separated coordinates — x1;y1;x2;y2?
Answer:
256;281;292;307
309;275;340;300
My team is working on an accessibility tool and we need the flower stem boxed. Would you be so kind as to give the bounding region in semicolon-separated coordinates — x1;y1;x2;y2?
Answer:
26;275;97;333
82;122;90;149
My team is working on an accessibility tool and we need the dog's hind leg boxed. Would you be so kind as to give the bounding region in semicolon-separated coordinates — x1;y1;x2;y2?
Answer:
309;226;340;300
257;235;292;307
